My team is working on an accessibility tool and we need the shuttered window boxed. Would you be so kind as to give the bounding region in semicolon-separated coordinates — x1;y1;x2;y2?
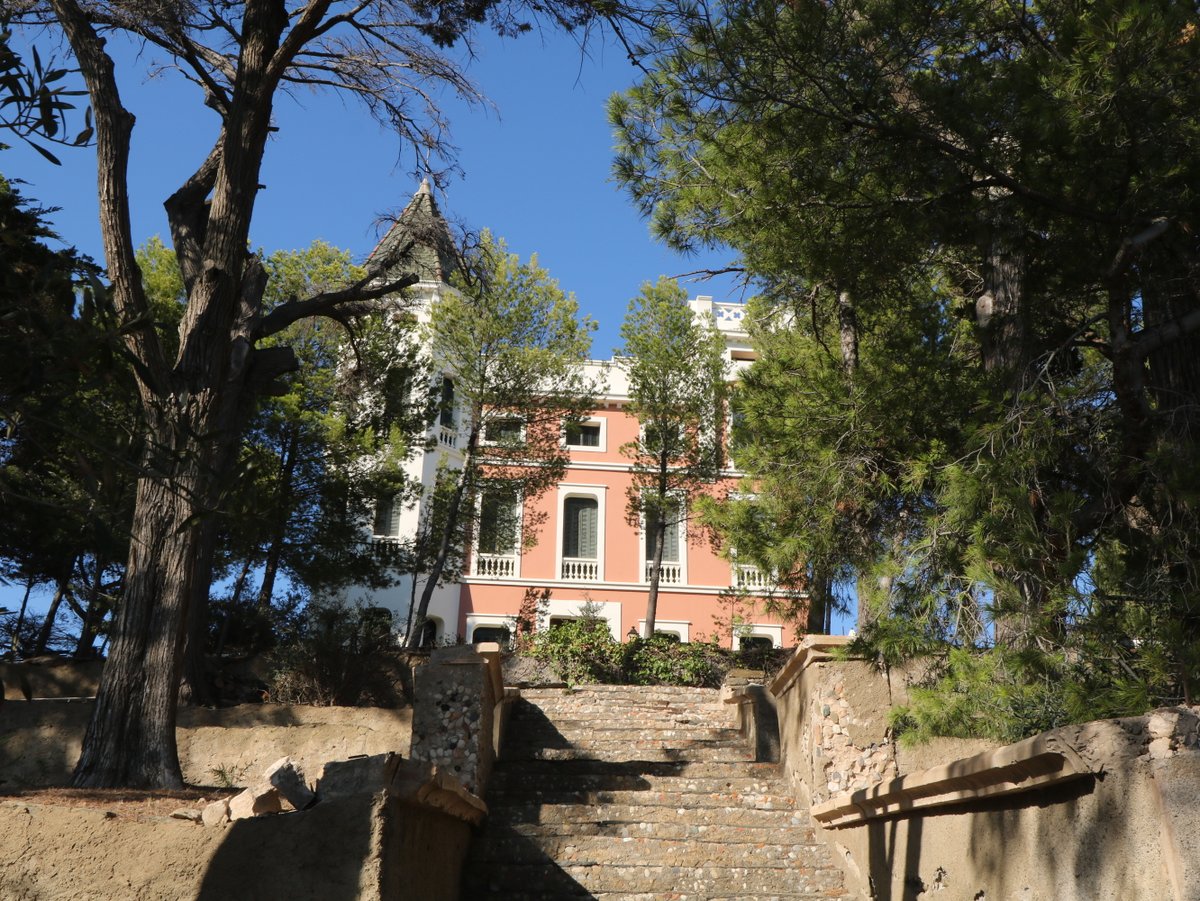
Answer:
373;494;401;538
563;497;599;559
644;514;680;563
478;488;519;555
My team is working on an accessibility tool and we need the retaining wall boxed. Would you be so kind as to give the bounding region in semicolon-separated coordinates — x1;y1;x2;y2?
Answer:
770;637;1200;901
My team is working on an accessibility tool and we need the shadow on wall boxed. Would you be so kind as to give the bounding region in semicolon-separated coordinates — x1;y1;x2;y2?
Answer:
197;795;382;901
864;775;1110;901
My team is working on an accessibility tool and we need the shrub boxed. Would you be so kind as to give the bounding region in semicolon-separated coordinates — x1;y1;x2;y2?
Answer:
269;601;405;706
622;634;730;688
527;618;623;685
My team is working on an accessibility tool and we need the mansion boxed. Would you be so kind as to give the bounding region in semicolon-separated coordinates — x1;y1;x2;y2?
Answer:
350;183;800;649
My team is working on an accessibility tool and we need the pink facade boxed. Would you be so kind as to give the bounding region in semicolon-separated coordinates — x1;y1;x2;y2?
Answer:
454;369;801;649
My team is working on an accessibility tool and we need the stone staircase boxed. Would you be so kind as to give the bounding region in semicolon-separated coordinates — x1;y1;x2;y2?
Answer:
463;684;847;900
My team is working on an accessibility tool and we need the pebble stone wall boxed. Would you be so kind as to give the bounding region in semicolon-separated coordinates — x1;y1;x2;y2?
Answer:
808;669;898;804
409;648;495;796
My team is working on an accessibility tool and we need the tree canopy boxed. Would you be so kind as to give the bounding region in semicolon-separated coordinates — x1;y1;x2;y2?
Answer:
618;277;727;637
406;230;599;646
614;0;1200;735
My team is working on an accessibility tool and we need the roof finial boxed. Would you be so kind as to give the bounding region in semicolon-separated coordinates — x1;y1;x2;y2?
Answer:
418;177;432;195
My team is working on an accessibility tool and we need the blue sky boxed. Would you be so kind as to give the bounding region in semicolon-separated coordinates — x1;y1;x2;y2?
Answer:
1;23;765;622
4;25;747;356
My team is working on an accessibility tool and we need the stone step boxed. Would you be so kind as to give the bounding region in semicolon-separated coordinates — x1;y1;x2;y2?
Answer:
484;803;814;833
505;723;745;742
487;815;816;844
488;768;793;796
519;685;723;699
493;758;783;778
502;744;755;763
463;862;848;897
469;894;835;901
470;834;827;867
485;787;797;810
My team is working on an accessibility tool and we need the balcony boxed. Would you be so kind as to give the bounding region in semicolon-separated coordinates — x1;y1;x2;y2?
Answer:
437;425;458;449
473;553;517;578
369;537;406;563
644;562;682;585
734;564;771;590
561;557;599;581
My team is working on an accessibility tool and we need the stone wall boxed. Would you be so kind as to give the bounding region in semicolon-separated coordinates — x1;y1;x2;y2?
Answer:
408;643;506;796
0;701;413;789
770;637;990;808
770;637;1200;901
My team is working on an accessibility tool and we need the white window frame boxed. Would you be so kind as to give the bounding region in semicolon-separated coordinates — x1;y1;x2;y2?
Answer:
562;416;607;453
472;485;522;578
636;619;691;642
638;493;688;586
481;414;527;447
734;623;784;649
555;484;608;582
540;598;622;640
465;614;515;646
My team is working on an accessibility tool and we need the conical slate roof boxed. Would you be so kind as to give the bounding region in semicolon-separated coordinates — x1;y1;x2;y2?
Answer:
368;179;458;284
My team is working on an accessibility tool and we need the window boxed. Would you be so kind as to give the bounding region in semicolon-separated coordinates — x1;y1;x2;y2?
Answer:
644;514;681;563
739;635;774;652
477;487;520;556
471;625;511;647
562;497;599;559
565;422;601;448
373;494;401;538
416;618;439;649
483;417;524;445
641;420;683;454
439;376;455;428
378;366;411;433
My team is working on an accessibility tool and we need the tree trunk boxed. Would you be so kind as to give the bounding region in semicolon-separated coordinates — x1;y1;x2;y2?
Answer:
33;575;70;656
406;433;477;648
644;514;666;638
837;288;859;377
256;432;299;609
12;577;34;658
72;460;201;788
179;519;220;707
72;557;106;658
975;206;1027;383
805;569;829;635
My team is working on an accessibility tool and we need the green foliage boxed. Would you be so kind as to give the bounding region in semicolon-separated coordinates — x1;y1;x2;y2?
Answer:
0;26;91;162
408;231;600;643
622;634;728;688
526;618;734;688
527;618;624;686
890;648;1070;746
618;277;728;633
0;181;135;654
207;762;250;789
617;0;1200;739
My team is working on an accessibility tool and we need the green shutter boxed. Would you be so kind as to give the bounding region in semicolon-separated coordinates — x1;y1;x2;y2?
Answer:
564;497;598;558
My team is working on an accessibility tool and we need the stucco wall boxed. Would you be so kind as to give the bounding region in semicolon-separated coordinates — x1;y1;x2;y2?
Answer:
0;701;412;788
770;638;1200;901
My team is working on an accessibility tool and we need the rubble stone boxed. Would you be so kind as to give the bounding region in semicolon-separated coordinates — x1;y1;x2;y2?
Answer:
264;756;316;810
201;798;230;827
228;784;282;821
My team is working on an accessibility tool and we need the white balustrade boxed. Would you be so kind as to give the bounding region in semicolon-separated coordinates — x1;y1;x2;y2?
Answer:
560;557;599;581
437;426;458;449
473;553;517;578
734;564;771;590
644;562;683;585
